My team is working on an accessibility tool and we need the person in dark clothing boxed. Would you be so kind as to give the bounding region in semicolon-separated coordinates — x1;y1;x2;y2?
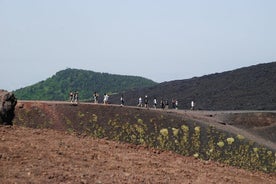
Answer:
172;99;176;109
120;95;125;106
160;98;165;110
144;95;149;108
93;92;99;103
69;91;74;103
74;91;79;104
165;100;169;109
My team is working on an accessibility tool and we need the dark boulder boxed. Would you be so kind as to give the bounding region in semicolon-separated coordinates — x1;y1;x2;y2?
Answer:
0;90;17;125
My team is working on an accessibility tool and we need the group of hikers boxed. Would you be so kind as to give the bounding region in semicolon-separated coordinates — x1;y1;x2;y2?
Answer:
92;92;110;105
69;91;78;104
69;91;109;105
138;97;195;110
137;95;179;110
93;92;123;106
69;91;196;110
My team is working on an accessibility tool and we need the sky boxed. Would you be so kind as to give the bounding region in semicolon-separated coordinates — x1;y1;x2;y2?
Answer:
1;0;276;91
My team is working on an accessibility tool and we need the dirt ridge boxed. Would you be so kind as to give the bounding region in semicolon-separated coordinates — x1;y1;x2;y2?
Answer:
1;125;276;183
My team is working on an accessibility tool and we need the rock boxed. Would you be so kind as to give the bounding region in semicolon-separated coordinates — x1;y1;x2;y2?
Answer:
17;102;24;108
0;90;17;125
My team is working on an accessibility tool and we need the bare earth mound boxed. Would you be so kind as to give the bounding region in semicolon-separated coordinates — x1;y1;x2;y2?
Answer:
1;125;275;184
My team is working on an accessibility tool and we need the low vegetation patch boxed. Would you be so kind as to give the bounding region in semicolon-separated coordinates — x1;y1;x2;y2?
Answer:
14;102;276;173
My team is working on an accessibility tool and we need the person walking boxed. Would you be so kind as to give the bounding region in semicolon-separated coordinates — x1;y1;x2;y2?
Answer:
144;95;149;108
93;92;99;103
153;97;157;109
191;100;195;110
69;91;74;103
137;97;142;107
160;98;165;110
103;93;109;104
73;91;79;105
120;95;125;106
165;100;169;109
172;99;176;109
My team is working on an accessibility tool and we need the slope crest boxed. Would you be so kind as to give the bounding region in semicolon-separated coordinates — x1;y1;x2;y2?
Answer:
110;62;276;110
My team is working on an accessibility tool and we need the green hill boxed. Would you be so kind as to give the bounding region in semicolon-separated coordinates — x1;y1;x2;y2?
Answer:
14;68;157;101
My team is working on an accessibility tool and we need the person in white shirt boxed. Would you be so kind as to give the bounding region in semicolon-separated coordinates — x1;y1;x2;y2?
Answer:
153;97;157;109
191;101;195;110
103;93;109;104
137;97;142;107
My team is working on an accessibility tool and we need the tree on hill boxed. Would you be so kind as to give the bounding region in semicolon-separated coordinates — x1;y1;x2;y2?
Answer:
14;68;157;101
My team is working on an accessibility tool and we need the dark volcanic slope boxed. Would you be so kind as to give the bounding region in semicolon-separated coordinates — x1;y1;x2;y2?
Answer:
110;62;276;110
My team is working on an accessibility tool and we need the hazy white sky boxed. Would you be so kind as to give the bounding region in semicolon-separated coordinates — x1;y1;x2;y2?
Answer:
1;0;276;91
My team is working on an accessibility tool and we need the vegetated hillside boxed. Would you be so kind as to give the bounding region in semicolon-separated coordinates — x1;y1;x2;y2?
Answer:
13;101;276;173
14;68;157;101
109;62;276;110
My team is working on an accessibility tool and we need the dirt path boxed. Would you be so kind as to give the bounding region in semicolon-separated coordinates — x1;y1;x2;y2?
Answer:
171;109;276;150
1;125;275;184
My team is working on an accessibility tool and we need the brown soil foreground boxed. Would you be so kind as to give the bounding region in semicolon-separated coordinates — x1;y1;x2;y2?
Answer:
1;125;276;184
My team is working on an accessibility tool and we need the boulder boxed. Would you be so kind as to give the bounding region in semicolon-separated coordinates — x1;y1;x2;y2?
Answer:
0;90;17;125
